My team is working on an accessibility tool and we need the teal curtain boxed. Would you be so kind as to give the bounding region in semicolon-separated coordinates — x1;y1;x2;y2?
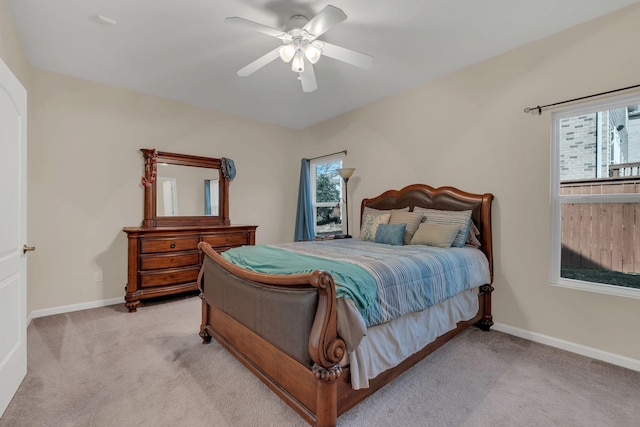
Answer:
294;159;315;241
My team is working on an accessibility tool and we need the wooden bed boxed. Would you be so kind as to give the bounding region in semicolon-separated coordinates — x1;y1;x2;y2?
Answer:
197;184;494;427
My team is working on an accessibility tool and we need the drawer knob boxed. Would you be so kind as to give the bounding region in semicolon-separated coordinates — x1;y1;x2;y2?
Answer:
170;242;176;248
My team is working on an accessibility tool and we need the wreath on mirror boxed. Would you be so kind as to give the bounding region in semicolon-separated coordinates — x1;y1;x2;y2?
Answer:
221;157;236;180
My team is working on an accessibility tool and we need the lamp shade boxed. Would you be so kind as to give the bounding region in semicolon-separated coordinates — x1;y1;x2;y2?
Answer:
337;167;355;180
302;43;322;64
279;44;296;63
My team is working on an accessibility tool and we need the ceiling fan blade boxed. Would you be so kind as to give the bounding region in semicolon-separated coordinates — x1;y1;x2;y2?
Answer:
237;48;281;77
303;5;347;39
299;63;318;92
320;42;374;70
225;17;286;38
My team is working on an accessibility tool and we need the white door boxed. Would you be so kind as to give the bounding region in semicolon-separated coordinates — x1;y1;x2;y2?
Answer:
0;57;28;416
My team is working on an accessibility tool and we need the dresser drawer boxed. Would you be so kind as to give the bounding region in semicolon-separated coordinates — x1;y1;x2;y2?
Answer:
140;237;199;254
140;252;199;270
139;267;200;288
124;224;257;312
202;233;248;248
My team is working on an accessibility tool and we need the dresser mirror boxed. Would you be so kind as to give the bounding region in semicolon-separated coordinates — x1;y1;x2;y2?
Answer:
141;149;230;227
155;164;220;217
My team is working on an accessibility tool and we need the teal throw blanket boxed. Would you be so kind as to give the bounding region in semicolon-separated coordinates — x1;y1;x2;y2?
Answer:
221;244;377;313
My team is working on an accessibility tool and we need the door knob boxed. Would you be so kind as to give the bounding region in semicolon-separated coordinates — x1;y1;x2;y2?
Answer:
23;244;36;254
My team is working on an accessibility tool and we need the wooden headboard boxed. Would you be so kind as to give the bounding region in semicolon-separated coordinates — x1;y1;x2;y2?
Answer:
360;184;494;282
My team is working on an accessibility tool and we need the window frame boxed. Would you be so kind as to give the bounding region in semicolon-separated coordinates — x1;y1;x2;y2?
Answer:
550;92;640;299
309;154;345;236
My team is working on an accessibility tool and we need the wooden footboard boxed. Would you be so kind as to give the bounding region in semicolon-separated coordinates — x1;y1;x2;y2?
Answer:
198;242;347;425
198;184;494;426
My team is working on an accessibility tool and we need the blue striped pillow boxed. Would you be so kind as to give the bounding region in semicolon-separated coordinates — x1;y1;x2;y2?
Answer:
413;208;472;248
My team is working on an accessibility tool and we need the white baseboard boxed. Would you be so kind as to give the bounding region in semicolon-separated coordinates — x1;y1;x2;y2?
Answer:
27;297;123;325
492;322;640;372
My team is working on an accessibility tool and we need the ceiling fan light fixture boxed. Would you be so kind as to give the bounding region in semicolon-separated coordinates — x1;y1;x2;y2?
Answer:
226;6;373;92
302;43;321;64
278;44;296;63
291;50;305;72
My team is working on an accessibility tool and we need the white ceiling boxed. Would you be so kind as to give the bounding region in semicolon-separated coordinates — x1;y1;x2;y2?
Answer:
6;0;639;129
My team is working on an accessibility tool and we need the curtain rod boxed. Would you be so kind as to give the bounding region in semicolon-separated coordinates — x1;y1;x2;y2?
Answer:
524;83;640;115
307;150;347;161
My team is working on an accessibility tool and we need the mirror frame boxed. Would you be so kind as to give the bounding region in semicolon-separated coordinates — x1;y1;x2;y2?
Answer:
141;149;230;227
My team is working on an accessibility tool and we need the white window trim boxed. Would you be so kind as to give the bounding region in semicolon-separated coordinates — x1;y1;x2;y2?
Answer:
310;154;345;235
550;93;640;299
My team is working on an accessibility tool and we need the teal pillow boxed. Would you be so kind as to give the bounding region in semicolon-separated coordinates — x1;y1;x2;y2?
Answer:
374;223;407;246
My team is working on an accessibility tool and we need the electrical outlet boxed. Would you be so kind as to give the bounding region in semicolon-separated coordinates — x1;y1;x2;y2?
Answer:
94;270;103;282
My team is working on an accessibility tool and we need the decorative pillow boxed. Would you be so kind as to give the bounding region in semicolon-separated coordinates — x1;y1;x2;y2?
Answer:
466;221;482;248
362;206;409;218
413;207;472;248
389;211;424;245
410;223;460;248
374;223;407;246
360;213;390;241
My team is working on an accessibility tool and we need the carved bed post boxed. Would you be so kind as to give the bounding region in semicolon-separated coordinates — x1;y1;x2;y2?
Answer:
476;284;494;331
307;271;346;368
309;271;344;427
313;370;339;427
475;192;494;331
199;294;213;343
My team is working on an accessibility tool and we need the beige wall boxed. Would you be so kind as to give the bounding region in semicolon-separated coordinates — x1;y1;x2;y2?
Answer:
26;69;301;312
306;4;640;361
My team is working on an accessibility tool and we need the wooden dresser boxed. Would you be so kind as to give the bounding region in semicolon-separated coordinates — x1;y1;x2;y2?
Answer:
123;225;257;312
124;149;257;312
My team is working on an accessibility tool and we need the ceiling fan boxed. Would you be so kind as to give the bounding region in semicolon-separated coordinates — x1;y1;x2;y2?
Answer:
226;5;374;92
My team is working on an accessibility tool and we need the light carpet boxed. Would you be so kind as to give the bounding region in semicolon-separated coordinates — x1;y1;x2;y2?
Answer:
1;294;639;426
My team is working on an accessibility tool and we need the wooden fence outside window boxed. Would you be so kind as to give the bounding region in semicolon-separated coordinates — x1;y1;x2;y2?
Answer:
560;168;640;274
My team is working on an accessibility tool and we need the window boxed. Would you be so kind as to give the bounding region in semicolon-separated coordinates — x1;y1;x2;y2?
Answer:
551;94;640;298
310;155;344;236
